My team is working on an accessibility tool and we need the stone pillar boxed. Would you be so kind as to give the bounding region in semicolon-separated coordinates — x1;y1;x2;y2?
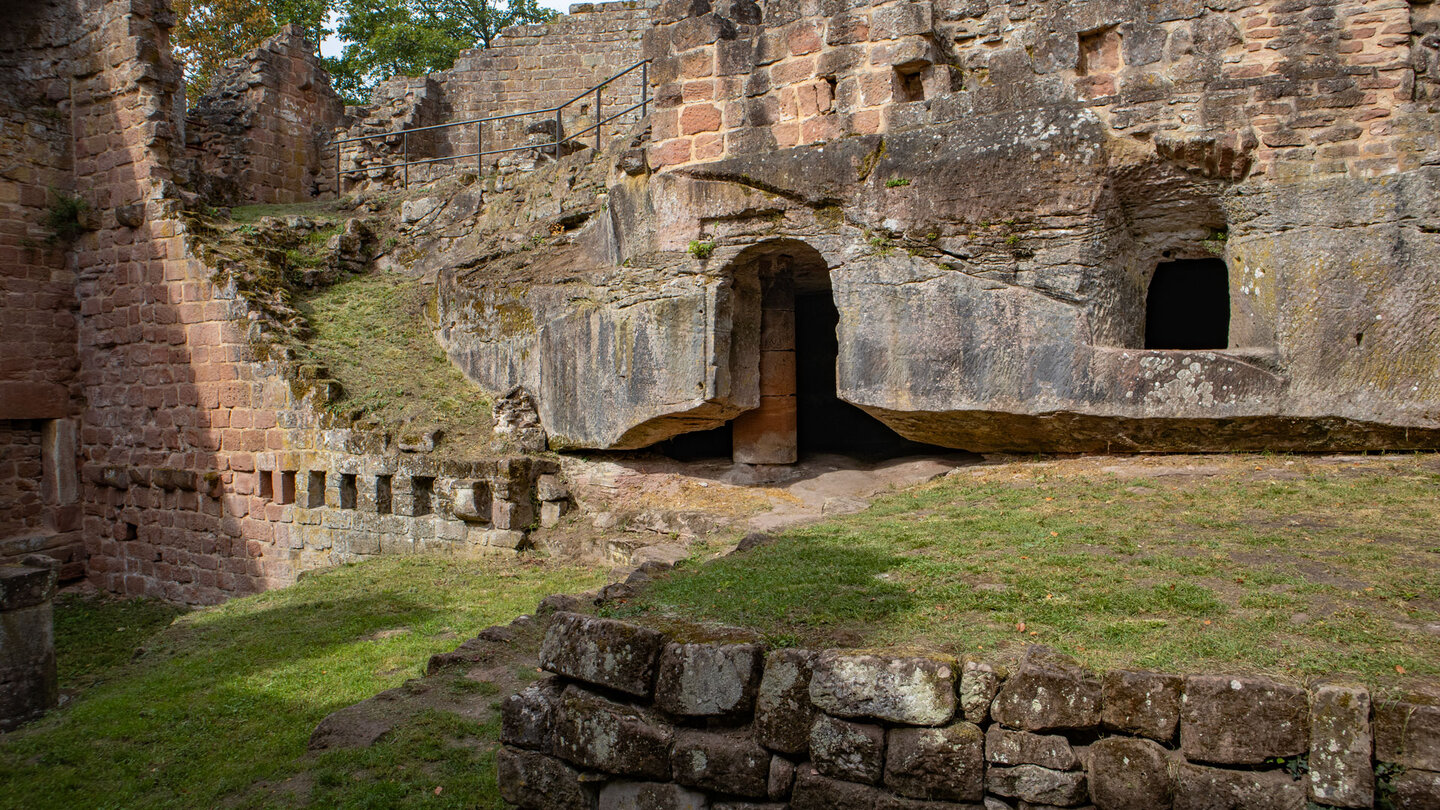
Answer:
734;262;797;464
0;557;59;731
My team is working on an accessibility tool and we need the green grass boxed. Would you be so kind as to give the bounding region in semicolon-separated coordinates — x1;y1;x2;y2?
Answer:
0;556;604;810
297;272;495;456
620;456;1440;685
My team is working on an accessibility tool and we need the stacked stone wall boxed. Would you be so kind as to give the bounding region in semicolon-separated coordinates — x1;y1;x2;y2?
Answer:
185;25;347;205
0;561;59;732
643;0;1433;176
499;612;1440;809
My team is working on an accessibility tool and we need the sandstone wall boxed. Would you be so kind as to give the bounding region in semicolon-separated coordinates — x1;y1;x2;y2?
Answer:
339;2;654;190
499;611;1440;809
185;25;347;205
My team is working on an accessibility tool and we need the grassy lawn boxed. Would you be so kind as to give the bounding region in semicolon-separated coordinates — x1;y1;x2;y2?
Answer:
619;454;1440;686
0;556;604;810
297;272;496;457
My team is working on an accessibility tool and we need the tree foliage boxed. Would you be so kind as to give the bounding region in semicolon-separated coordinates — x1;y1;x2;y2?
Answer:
173;0;558;104
173;0;331;93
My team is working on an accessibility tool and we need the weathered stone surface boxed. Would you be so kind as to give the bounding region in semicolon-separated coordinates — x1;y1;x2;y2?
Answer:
1101;670;1182;742
1180;675;1309;765
654;641;764;717
884;720;986;802
0;565;57;611
959;659;1004;724
985;727;1078;771
810;713;886;785
497;747;594;810
501;677;564;752
598;780;708;810
1172;762;1305;810
551;686;674;779
539;612;665;697
671;729;770;798
768;755;795;800
1375;694;1440;771
991;647;1101;733
754;648;816;755
1087;737;1174;810
790;768;889;810
0;566;58;732
1308;683;1373;808
1391;768;1440;810
810;651;957;726
985;765;1088;807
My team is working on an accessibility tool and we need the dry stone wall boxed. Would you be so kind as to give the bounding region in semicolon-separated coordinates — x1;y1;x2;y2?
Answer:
499;612;1440;809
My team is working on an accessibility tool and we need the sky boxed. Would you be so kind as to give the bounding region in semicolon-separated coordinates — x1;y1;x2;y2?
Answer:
319;0;574;57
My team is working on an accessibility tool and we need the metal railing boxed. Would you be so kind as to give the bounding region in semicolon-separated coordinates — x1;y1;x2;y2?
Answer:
331;59;649;195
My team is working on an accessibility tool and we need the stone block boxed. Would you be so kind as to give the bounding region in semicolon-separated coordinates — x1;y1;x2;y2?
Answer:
598;781;708;810
0;565;57;611
1180;675;1309;765
1087;737;1174;810
539;612;665;697
671;729;771;797
1375;694;1440;771
501;677;563;752
959;659;1004;724
496;746;593;810
1308;683;1373;808
810;713;886;785
884;720;985;801
755;648;816;755
536;474;569;501
1101;670;1182;742
1391;768;1440;810
654;641;764;717
551;685;673;779
790;768;890;810
810;651;957;726
991;647;1101;733
985;727;1078;771
1173;762;1305;810
768;755;795;800
985;765;1089;807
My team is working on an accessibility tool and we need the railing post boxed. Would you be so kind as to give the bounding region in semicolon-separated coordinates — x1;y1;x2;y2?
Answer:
403;131;409;189
554;108;562;160
595;85;603;151
641;60;648;118
477;121;483;204
336;144;341;197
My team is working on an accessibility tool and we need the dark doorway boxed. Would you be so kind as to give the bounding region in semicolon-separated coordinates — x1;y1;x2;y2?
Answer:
1145;258;1230;350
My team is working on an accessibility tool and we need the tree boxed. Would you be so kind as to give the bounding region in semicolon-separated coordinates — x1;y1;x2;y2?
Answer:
325;0;556;103
173;0;332;93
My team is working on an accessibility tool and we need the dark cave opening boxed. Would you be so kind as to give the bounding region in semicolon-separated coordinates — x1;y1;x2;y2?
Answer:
1144;258;1231;350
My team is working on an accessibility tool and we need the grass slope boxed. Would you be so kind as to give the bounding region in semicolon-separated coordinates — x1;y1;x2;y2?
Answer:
297;272;495;456
622;455;1440;685
0;557;603;810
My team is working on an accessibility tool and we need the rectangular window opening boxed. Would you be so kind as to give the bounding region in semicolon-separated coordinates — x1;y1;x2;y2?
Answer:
307;471;327;508
278;471;296;505
413;476;434;517
340;474;357;510
895;67;925;103
376;475;393;515
473;480;493;526
120;521;138;541
258;470;273;500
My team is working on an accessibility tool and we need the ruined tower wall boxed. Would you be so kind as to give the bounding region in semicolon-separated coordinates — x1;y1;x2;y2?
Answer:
0;0;88;576
185;25;347;205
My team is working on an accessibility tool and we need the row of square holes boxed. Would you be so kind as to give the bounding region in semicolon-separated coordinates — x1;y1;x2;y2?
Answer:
257;470;435;516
